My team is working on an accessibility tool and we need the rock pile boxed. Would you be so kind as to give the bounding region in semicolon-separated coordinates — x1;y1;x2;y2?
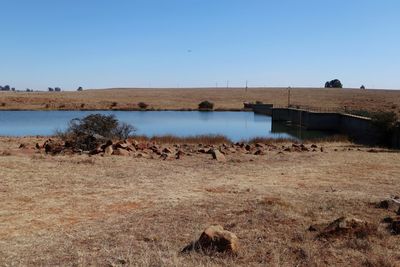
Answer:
24;138;324;161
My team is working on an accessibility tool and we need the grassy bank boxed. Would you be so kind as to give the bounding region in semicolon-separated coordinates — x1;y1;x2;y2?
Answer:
1;88;400;115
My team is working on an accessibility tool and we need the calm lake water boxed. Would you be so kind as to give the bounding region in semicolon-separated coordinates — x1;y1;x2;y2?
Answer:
0;111;330;141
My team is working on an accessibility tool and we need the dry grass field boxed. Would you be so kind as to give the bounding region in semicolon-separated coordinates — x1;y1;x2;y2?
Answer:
1;137;400;266
1;87;400;114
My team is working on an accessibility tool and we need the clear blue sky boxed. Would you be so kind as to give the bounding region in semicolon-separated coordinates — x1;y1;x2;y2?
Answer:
1;0;399;90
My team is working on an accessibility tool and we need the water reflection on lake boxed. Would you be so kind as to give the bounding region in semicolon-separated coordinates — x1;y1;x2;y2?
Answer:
0;111;330;141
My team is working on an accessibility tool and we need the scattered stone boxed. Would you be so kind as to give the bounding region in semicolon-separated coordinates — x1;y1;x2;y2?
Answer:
283;147;292;152
254;149;265;155
211;149;226;162
176;150;185;159
375;199;400;211
136;143;148;150
181;225;239;255
320;147;324;152
317;217;373;238
104;145;113;156
198;148;209;154
101;140;113;150
113;148;130;156
131;140;139;146
390;219;400;235
162;147;173;154
255;143;265;148
311;144;318;148
160;153;170;160
19;143;26;149
44;139;64;155
300;144;309;152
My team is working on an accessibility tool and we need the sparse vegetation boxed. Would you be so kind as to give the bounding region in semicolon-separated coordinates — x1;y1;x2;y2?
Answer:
56;114;136;150
138;102;149;109
1;137;400;266
198;100;214;110
371;111;399;146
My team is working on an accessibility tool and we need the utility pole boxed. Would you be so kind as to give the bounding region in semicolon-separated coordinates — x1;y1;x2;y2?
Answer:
226;80;229;88
245;80;248;92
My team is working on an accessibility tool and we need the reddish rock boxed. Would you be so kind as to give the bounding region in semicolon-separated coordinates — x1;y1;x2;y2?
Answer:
113;148;130;156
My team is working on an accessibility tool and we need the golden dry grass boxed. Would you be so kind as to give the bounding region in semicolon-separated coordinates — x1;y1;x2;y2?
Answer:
1;137;400;266
0;87;400;115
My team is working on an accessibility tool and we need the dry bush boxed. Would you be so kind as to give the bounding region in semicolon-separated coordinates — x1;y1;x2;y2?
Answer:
138;102;149;109
57;114;136;151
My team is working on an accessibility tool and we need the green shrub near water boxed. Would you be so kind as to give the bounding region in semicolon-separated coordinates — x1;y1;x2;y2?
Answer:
198;101;214;110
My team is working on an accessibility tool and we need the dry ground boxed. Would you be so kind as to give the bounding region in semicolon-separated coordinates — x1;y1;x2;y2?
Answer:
1;137;400;266
1;88;400;114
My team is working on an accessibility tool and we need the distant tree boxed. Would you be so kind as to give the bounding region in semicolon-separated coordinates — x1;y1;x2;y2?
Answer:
3;85;10;91
360;85;366;90
11;87;15;91
0;86;3;91
324;79;343;88
48;87;54;92
26;88;31;92
54;87;61;92
77;87;83;91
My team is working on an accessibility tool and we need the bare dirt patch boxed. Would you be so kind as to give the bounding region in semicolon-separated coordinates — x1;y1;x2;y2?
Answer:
0;138;400;266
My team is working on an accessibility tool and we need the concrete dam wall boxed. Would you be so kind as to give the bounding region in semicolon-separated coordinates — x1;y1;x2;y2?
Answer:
271;108;379;145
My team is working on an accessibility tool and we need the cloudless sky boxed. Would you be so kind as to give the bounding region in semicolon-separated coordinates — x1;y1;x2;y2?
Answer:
0;0;399;90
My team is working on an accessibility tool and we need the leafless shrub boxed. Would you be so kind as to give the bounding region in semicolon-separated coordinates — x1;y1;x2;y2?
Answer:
56;114;136;150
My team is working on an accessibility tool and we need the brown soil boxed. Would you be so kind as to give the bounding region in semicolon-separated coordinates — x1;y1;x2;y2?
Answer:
1;137;400;266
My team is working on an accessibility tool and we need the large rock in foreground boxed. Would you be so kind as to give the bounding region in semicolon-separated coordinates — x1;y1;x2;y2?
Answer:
181;225;239;255
210;149;226;162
